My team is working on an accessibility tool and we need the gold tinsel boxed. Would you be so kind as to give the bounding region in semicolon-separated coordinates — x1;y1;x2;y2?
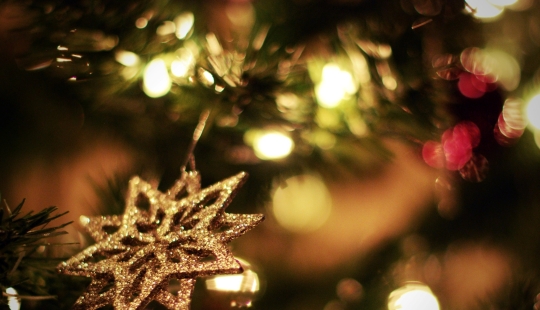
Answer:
58;170;264;309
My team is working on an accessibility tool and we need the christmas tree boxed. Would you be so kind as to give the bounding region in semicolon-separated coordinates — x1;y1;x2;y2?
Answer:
1;0;540;308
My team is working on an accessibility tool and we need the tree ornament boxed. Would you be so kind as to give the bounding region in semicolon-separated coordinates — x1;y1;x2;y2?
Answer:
57;169;264;309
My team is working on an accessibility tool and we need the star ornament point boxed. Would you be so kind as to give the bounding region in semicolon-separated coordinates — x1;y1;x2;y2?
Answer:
58;171;264;309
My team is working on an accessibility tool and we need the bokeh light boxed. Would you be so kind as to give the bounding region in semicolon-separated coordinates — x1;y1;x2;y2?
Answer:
458;72;487;99
156;21;176;36
114;50;140;67
174;12;194;39
526;94;540;130
316;63;356;108
79;215;90;225
422;141;444;169
205;258;260;308
143;58;172;98
206;262;259;293
494;98;525;146
460;48;520;91
465;0;504;19
272;174;332;233
197;68;215;87
253;131;294;160
5;287;21;310
336;278;363;303
442;121;480;170
171;49;194;78
388;283;440;310
135;17;148;29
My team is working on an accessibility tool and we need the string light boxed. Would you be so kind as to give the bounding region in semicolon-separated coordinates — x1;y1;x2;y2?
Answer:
316;63;356;108
388;283;440;310
526;94;540;130
143;58;172;98
156;21;176;36
5;287;21;310
272;174;332;233
252;131;294;160
197;68;215;87
205;258;260;308
114;50;140;67
465;0;504;19
174;12;194;39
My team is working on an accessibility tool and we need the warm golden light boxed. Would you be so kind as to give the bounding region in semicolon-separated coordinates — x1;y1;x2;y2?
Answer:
461;48;520;91
79;215;90;225
526;94;540;130
272;174;332;233
205;258;260;307
135;17;148;29
205;261;259;292
171;48;195;78
206;271;259;293
143;59;172;98
6;287;20;310
171;60;189;77
174;12;194;39
156;21;176;36
253;131;294;160
114;50;140;67
465;0;504;19
206;33;223;56
197;68;215;87
276;93;300;110
316;63;356;108
388;283;440;310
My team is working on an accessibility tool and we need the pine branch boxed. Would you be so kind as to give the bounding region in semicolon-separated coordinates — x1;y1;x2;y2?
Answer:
0;198;72;306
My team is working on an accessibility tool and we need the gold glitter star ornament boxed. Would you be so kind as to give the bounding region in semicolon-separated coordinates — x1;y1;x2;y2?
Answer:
58;170;264;309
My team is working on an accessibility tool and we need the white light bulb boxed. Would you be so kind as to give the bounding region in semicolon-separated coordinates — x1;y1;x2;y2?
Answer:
253;132;294;160
388;283;440;310
175;12;194;39
526;94;540;130
143;59;172;98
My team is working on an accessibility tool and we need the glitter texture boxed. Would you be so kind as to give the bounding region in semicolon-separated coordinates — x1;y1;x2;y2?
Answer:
58;170;264;309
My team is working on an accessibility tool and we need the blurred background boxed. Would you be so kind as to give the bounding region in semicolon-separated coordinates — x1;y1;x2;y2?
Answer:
1;0;540;309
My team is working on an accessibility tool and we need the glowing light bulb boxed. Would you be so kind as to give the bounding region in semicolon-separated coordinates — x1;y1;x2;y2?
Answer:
196;68;215;87
115;50;140;67
205;258;260;308
206;269;259;293
135;17;148;29
143;58;172;98
526;94;540;130
272;174;332;233
171;60;189;77
6;287;21;310
156;21;176;36
465;0;504;19
253;131;294;160
174;12;194;39
171;48;195;78
316;63;356;108
79;215;90;225
388;283;440;310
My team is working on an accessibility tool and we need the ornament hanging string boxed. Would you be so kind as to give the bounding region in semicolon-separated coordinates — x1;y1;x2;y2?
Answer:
182;109;211;172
